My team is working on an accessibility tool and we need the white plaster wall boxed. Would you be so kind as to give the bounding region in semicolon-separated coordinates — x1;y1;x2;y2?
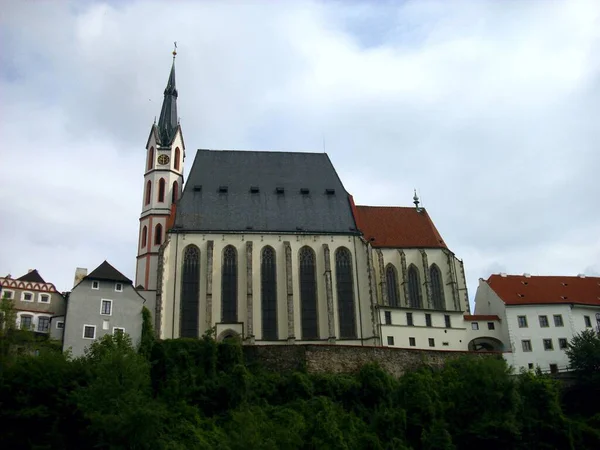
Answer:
159;233;375;344
473;281;511;346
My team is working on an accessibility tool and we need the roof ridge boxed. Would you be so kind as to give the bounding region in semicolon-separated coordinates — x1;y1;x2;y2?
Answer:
196;148;327;155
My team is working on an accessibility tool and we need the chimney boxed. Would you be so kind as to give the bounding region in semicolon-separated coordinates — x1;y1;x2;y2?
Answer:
500;273;507;277
524;273;531;278
73;268;88;287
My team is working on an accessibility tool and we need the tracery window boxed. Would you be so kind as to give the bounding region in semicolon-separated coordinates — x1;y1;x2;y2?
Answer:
181;245;200;338
407;265;422;308
261;246;277;340
430;264;445;310
385;264;399;307
299;246;318;339
335;247;356;339
221;246;238;322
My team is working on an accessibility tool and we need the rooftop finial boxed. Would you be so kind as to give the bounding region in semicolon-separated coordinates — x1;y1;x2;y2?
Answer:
172;41;177;59
413;189;420;210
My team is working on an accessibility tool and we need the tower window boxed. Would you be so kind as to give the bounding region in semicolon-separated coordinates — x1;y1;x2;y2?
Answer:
147;147;154;171
145;180;152;205
172;180;179;203
154;223;163;245
158;178;166;203
175;147;181;171
141;226;147;248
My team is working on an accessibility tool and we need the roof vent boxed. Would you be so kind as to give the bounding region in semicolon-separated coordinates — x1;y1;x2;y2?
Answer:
523;273;531;278
500;273;507;277
578;273;586;278
218;186;228;193
517;293;525;298
276;187;285;194
296;226;304;231
561;296;568;300
521;281;528;285
246;226;253;230
300;188;310;195
250;186;259;194
325;188;335;195
193;185;202;192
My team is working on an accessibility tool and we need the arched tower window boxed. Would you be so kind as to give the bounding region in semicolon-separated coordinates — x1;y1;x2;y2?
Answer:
385;264;399;307
154;223;162;245
261;246;277;340
145;180;152;205
172;180;179;203
175;147;181;171
221;246;238;322
141;226;147;249
147;147;154;171
407;265;422;309
335;247;356;339
299;246;318;339
158;178;166;203
430;264;445;310
180;245;200;338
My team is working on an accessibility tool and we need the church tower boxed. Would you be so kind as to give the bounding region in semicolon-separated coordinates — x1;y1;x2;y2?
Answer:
136;47;185;290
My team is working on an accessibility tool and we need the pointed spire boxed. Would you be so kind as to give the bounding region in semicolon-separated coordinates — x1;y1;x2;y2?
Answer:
157;43;179;146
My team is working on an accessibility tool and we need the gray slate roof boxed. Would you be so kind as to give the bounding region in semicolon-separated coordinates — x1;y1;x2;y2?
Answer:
86;261;132;284
174;150;359;234
17;269;46;283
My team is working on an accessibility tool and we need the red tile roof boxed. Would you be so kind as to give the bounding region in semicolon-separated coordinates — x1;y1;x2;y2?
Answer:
464;315;500;321
354;206;447;249
486;274;600;307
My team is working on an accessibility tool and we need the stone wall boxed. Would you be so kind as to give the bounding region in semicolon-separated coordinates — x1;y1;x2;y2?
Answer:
244;344;500;378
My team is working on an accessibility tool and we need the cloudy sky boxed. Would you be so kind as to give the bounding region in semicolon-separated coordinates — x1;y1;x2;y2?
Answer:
1;0;599;306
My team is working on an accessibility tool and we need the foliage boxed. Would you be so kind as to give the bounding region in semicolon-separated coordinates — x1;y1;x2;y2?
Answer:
566;329;600;380
138;306;155;359
0;334;598;449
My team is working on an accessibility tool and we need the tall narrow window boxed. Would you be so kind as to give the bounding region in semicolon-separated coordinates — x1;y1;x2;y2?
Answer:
261;246;277;340
175;147;181;171
430;264;445;310
154;224;162;245
147;146;154;170
299;246;318;339
222;246;238;322
336;247;356;339
385;264;399;307
172;180;179;203
158;178;166;202
181;245;200;338
407;265;422;308
145;180;152;205
141;226;147;248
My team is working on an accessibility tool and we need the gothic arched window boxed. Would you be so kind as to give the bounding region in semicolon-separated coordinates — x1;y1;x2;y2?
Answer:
147;147;154;171
172;180;179;203
141;226;147;248
430;264;445;310
221;246;238;322
180;245;200;338
299;246;318;339
154;223;162;246
175;147;181;171
261;246;277;340
386;264;399;307
158;178;166;203
145;180;152;205
407;265;422;309
335;247;356;339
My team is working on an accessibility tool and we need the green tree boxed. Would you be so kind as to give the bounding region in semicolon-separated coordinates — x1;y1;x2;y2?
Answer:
566;329;600;379
139;306;155;359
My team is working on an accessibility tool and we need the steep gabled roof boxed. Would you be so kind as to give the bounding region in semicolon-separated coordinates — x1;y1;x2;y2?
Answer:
16;269;46;283
86;261;132;284
174;149;359;234
486;274;600;307
354;206;447;249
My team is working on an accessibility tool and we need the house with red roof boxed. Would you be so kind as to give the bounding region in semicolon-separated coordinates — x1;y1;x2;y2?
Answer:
474;273;600;373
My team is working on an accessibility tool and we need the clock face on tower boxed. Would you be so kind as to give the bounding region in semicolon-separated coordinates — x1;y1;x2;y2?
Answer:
157;154;170;165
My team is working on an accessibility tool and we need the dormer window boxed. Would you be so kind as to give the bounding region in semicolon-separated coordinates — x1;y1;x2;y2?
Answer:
92;281;99;290
193;185;202;192
300;188;310;195
250;186;259;194
325;188;335;195
115;283;123;292
218;186;228;193
276;187;285;194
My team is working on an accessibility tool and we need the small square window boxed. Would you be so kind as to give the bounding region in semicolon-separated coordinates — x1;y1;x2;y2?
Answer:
384;311;392;325
559;338;568;350
406;313;414;326
471;322;479;330
517;316;528;328
444;315;451;328
584;316;592;327
115;283;123;292
409;337;416;347
425;314;432;327
83;325;96;339
553;315;564;327
487;322;495;330
92;281;99;290
57;321;64;329
101;299;112;316
22;292;34;302
428;338;435;347
539;315;549;327
522;340;532;352
549;364;558;374
528;363;534;370
387;336;394;346
543;339;553;351
39;294;50;303
2;290;14;300
113;327;125;336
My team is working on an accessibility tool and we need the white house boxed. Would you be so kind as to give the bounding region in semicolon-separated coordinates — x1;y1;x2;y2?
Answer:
473;273;600;373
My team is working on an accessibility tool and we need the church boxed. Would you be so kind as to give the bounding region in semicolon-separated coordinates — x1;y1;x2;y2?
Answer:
136;52;474;349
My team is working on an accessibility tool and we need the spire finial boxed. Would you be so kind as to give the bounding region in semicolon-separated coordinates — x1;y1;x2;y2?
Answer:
413;189;420;210
172;41;177;59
